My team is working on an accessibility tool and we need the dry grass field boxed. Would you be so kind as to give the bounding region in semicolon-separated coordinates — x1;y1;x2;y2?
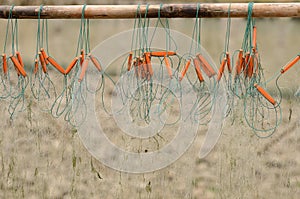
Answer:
0;82;299;199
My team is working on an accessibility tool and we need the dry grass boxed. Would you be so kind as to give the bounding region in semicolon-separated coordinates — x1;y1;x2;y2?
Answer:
0;79;299;198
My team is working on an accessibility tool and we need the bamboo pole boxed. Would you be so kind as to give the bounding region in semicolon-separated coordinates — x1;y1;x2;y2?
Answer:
0;3;299;19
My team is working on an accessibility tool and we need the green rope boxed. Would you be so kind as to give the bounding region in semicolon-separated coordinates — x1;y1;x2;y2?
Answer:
3;5;14;54
224;3;231;54
3;6;30;119
241;2;254;52
188;3;200;56
1;7;14;99
75;4;87;56
61;4;88;124
14;19;18;52
223;2;283;135
35;5;42;57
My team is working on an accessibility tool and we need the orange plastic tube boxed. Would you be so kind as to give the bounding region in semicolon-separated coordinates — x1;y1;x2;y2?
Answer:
164;55;173;78
235;49;243;76
65;57;79;75
226;52;232;73
179;59;191;81
16;51;24;67
47;57;66;74
247;55;254;78
34;59;39;74
252;26;257;51
80;49;85;66
245;52;250;65
144;53;153;76
217;58;227;81
150;51;176;57
254;51;259;75
193;57;204;82
197;54;216;78
38;52;47;73
78;58;90;82
254;84;276;106
40;48;49;65
10;55;27;77
2;54;7;75
127;52;133;71
89;54;102;72
244;52;250;76
281;55;300;74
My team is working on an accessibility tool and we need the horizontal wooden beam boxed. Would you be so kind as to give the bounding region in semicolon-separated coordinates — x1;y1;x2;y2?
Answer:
0;3;299;19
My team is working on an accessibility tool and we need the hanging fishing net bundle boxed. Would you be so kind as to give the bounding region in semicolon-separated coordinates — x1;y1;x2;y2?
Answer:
0;2;298;137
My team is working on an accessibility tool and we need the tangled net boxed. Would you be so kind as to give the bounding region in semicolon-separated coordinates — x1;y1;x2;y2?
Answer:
116;4;182;126
0;3;298;137
1;6;28;119
114;4;218;129
30;5;56;112
216;3;284;137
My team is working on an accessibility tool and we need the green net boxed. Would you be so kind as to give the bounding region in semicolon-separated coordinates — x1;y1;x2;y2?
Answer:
0;5;28;119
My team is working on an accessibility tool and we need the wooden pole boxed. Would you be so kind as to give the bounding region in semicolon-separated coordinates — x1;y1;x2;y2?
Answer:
0;3;299;19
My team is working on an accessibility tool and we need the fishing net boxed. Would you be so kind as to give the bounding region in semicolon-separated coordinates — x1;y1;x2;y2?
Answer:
112;4;219;130
30;5;56;111
68;5;111;127
114;4;182;127
218;3;282;137
0;2;288;135
180;4;218;125
0;6;28;119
